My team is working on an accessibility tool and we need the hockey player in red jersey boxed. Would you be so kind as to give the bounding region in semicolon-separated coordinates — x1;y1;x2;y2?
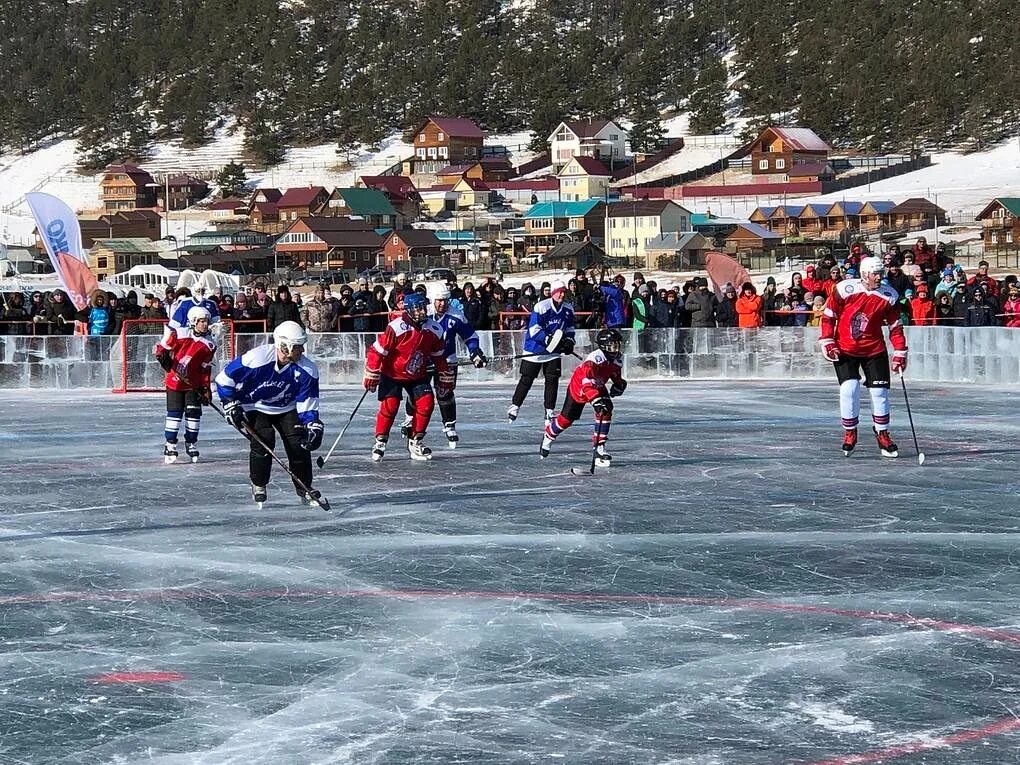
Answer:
539;328;626;468
819;256;908;458
363;292;453;461
154;306;217;463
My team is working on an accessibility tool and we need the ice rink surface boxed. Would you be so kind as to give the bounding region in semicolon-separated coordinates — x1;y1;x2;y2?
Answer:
2;381;1020;764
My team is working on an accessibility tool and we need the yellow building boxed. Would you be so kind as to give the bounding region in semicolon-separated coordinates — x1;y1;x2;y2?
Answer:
557;156;612;203
605;199;693;268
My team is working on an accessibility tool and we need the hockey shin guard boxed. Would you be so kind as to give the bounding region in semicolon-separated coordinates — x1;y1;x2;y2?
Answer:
839;379;861;430
592;412;612;446
376;396;401;438
437;393;456;425
164;409;183;443
545;413;573;439
543;374;560;411
868;385;891;430
412;391;436;437
184;405;201;444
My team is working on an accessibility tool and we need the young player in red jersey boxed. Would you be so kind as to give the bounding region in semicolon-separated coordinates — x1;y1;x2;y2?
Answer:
363;292;453;461
539;328;626;467
154;306;217;463
819;256;908;458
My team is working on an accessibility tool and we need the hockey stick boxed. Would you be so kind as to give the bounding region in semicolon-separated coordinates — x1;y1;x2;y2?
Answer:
316;388;369;468
208;400;332;511
570;446;599;476
899;376;926;465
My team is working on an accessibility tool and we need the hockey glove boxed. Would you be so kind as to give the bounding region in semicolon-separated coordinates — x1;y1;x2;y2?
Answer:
363;368;380;391
545;328;564;353
609;379;628;398
299;419;324;451
470;348;488;368
436;370;456;399
559;336;575;355
591;396;613;417
891;350;908;374
197;385;212;405
819;339;841;362
155;346;173;372
223;399;245;431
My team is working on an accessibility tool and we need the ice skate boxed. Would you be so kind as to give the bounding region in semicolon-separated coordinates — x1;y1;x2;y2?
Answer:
594;443;612;468
874;428;898;458
185;442;200;463
507;404;519;423
408;437;432;461
539;434;554;459
442;422;459;448
842;428;858;457
399;414;413;439
163;441;178;465
251;484;268;508
371;436;388;462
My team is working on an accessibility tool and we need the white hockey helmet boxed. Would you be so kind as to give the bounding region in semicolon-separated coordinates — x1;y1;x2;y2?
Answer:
433;286;451;301
191;284;207;299
187;305;212;331
273;320;307;353
860;256;885;276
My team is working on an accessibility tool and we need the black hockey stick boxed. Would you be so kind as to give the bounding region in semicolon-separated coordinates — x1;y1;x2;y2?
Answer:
208;400;332;511
899;376;926;465
570;445;599;476
316;388;369;468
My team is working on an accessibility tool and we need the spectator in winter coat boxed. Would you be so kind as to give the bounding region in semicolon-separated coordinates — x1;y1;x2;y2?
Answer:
43;289;77;335
912;237;936;269
909;285;936;325
809;294;826;327
266;285;303;331
247;291;271;326
1;292;30;334
598;279;628;328
788;272;806;303
801;264;825;296
884;261;912;298
301;284;338;332
518;283;537;314
1001;283;1020;327
965;286;997;326
650;288;672;328
350;278;373;305
790;295;810;327
387;273;414;310
684;280;716;328
75;290;115;335
967;261;1000;300
501;287;526;330
934;292;956;324
901;252;921;282
714;284;738;327
631;284;651;329
735;282;763;328
461;282;484;329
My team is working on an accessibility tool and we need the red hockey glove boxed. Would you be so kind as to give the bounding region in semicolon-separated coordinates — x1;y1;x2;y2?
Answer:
363;368;380;391
891;350;908;374
436;369;456;399
819;339;841;362
591;396;613;417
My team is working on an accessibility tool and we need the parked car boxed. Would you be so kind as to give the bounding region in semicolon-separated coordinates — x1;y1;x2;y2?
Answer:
359;267;395;284
423;267;456;282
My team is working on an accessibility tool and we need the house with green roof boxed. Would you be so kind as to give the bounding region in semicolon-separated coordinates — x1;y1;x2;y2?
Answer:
319;187;401;229
88;238;177;280
975;198;1020;248
518;199;605;261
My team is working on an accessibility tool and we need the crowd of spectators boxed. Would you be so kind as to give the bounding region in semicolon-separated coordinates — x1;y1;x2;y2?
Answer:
3;238;1018;338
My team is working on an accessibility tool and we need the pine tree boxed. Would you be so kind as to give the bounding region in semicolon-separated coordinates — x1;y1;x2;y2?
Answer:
216;162;248;198
688;52;728;134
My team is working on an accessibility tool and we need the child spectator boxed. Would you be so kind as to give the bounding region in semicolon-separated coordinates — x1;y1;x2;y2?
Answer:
910;285;936;325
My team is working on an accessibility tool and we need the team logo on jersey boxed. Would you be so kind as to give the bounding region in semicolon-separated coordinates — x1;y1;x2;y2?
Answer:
405;350;426;377
849;311;869;339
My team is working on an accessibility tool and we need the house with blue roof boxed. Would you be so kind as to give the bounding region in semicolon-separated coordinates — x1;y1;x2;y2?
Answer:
516;199;606;261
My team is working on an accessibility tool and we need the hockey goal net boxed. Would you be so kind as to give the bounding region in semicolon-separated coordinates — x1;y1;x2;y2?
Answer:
111;319;237;393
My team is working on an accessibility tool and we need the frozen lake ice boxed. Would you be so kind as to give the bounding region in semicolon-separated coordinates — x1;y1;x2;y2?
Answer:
1;381;1020;764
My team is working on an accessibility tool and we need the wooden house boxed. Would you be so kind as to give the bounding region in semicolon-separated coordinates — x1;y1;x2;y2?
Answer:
723;222;784;252
317;187;400;228
88;238;172;280
208;197;249;220
975;198;1020;248
277;186;330;222
749;206;777;230
521;199;606;259
887;198;947;230
645;232;711;268
77;210;162;249
767;205;805;237
548;118;628;173
859;201;896;232
156;175;209;211
794;203;831;238
358;175;421;222
273;216;383;272
825;201;865;234
749;126;830;176
411;116;484;164
100;164;156;212
381;229;444;271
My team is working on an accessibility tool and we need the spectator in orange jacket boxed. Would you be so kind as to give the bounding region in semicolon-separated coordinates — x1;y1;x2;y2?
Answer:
909;284;936;325
735;282;763;328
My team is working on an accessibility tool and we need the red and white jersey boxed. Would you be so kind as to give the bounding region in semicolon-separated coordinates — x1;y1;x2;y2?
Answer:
366;316;449;381
821;279;906;358
160;332;216;392
567;349;625;403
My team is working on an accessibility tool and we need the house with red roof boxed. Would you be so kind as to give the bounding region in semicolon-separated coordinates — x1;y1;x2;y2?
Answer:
276;186;330;222
410;116;484;164
557;156;612;202
273;216;383;272
358;175;421;222
749;126;831;176
100;164;156;212
548;118;628;173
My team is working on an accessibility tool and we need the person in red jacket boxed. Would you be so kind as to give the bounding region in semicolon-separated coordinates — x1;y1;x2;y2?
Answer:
909;284;936;326
966;260;1000;300
363;292;452;462
735;282;763;328
540;328;626;468
1001;282;1020;328
801;264;825;295
819;256;907;459
154;306;216;463
912;237;936;270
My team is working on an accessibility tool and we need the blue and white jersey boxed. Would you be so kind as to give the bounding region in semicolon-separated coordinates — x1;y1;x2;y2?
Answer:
431;308;480;363
522;297;575;362
168;297;222;337
214;343;320;424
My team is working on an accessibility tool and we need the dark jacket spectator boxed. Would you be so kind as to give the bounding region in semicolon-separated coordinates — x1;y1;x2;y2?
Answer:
266;286;302;331
387;273;413;310
44;289;77;334
684;282;716;328
934;292;957;324
964;288;997;326
1;292;30;334
650;289;672;328
714;285;738;327
461;283;484;329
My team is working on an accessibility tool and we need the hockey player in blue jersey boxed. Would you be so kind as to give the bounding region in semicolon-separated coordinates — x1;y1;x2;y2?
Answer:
399;287;488;447
507;279;575;423
214;321;325;506
161;284;222;347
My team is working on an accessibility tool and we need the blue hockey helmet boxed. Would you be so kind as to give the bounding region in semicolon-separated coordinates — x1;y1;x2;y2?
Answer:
403;292;429;325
